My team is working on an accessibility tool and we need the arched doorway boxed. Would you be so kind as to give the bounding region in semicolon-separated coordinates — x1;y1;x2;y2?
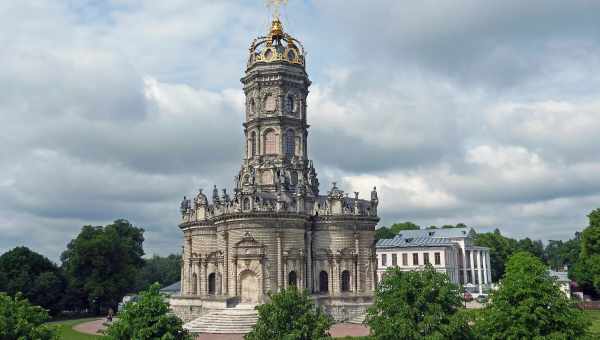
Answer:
208;273;216;295
288;271;297;287
341;270;351;292
319;271;329;293
240;271;259;303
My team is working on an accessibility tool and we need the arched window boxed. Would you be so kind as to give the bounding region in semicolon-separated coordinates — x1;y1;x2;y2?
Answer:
250;131;257;157
208;273;216;295
249;98;255;115
319;271;329;293
264;130;277;154
243;197;251;211
288;271;297;287
285;95;294;114
284;130;295;158
341;270;351;292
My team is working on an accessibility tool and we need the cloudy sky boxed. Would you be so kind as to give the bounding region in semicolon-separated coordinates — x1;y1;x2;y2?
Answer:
2;0;600;262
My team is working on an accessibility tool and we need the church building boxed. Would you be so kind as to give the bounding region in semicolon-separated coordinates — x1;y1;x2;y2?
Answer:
170;17;380;330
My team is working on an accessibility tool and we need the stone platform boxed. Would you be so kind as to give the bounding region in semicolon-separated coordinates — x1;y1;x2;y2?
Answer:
184;306;258;335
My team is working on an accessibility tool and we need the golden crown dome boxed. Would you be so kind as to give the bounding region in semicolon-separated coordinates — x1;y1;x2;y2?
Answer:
247;18;305;68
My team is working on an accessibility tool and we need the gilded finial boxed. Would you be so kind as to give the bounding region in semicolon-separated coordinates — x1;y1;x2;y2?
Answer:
270;18;284;39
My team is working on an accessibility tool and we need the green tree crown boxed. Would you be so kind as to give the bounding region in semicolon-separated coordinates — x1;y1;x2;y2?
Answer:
0;292;58;340
105;282;191;340
475;252;588;339
366;265;473;340
246;287;333;340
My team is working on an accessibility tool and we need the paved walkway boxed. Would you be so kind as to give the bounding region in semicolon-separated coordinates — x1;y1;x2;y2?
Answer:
72;318;370;339
195;324;369;339
73;318;110;335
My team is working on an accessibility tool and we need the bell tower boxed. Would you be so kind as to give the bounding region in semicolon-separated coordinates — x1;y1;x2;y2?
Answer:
236;18;319;196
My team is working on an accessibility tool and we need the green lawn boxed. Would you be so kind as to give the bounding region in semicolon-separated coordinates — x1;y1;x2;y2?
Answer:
47;318;104;340
585;310;600;338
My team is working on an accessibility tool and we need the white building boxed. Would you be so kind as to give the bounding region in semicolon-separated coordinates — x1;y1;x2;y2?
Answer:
548;270;571;298
376;228;492;294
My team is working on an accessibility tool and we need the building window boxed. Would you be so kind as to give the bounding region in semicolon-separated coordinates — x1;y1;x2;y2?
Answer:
208;273;216;295
264;130;277;154
288;271;297;287
412;253;419;266
402;253;408;266
381;254;387;266
434;252;441;265
319;271;328;293
392;254;397;266
285;95;295;114
284;130;295;157
424;253;430;265
341;270;351;292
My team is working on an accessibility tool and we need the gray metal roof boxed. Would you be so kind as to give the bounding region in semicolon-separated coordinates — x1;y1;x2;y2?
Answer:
396;227;469;239
376;236;457;249
548;270;570;282
160;281;181;292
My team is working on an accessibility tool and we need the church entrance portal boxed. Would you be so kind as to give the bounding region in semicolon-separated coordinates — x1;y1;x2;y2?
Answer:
240;271;259;303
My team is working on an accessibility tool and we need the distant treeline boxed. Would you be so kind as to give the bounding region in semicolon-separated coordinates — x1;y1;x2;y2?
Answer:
0;219;180;316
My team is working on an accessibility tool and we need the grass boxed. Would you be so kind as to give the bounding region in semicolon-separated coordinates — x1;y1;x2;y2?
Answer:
47;317;104;340
585;310;600;338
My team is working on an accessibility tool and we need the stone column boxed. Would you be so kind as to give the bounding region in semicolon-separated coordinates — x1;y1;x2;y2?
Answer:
283;258;288;289
482;251;488;285
199;260;206;296
306;230;313;293
461;246;467;285
329;261;335;295
277;232;283;291
223;232;229;296
187;261;193;295
196;261;201;296
233;259;238;296
477;251;483;294
180;261;185;295
486;251;492;283
354;234;359;293
469;249;475;285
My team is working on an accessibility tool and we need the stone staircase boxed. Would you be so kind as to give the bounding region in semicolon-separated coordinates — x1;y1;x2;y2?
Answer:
347;313;366;324
183;306;258;334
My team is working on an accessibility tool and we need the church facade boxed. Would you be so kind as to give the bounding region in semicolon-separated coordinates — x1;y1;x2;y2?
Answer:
170;18;379;322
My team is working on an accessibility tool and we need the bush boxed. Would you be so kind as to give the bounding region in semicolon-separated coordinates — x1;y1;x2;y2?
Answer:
105;283;191;340
245;286;333;340
0;292;58;340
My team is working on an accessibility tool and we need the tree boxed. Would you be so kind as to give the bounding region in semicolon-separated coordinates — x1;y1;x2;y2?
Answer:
246;287;332;340
61;219;144;313
581;208;600;257
0;247;65;315
105;283;191;340
515;237;544;259
135;254;182;291
544;235;580;271
0;292;58;340
572;209;600;296
366;265;473;340
374;226;396;241
389;221;420;234
475;252;588;339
